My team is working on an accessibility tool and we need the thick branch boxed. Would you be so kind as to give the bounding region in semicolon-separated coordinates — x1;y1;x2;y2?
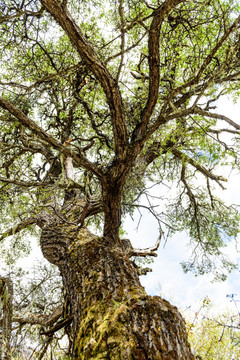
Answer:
0;177;52;188
0;277;13;360
134;0;184;140
116;0;125;82
0;6;44;23
40;316;73;336
40;0;128;158
129;233;161;258
0;176;87;198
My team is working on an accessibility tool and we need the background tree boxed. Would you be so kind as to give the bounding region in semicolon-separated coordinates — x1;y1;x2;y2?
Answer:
0;262;66;359
186;295;240;359
0;0;240;358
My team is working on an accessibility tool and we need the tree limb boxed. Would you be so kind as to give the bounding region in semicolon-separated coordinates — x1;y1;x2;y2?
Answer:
129;233;162;258
0;6;44;24
39;316;73;336
0;218;37;242
6;305;63;327
172;14;240;95
40;0;128;158
0;176;85;193
0;63;82;92
134;0;185;140
0;277;13;360
116;0;125;82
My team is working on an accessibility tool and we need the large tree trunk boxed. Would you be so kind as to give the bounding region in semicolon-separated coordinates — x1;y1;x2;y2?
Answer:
40;223;195;359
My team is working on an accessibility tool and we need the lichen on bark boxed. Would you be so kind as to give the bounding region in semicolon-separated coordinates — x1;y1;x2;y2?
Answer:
40;225;195;359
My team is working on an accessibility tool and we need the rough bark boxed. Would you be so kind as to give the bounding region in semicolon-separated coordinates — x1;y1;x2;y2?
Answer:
0;277;13;360
40;220;194;360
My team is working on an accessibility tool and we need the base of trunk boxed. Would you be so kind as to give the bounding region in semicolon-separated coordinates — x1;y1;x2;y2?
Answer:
42;227;194;359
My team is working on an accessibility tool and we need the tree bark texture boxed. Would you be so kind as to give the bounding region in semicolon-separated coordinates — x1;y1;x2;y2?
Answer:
40;223;195;359
0;277;13;360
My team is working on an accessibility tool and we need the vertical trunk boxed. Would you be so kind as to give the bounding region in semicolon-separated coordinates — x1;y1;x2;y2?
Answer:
41;225;195;359
102;185;122;243
0;277;13;360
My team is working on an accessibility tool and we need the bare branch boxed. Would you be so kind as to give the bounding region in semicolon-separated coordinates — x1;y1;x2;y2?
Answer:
105;32;147;64
10;305;63;327
40;315;73;336
137;267;152;275
208;128;240;135
129;232;162;258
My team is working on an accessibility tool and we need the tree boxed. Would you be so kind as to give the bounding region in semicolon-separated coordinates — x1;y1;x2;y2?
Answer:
0;0;240;358
186;295;240;359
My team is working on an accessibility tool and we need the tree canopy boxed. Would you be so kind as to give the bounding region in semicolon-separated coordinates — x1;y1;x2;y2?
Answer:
1;0;240;358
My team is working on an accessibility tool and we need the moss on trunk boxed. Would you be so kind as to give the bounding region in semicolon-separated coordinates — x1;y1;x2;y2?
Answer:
43;227;195;359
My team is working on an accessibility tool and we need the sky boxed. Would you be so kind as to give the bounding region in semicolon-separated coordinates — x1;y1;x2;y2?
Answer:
124;210;240;312
123;97;240;313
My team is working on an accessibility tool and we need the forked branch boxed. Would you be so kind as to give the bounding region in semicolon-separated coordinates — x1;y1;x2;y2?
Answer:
134;0;185;140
